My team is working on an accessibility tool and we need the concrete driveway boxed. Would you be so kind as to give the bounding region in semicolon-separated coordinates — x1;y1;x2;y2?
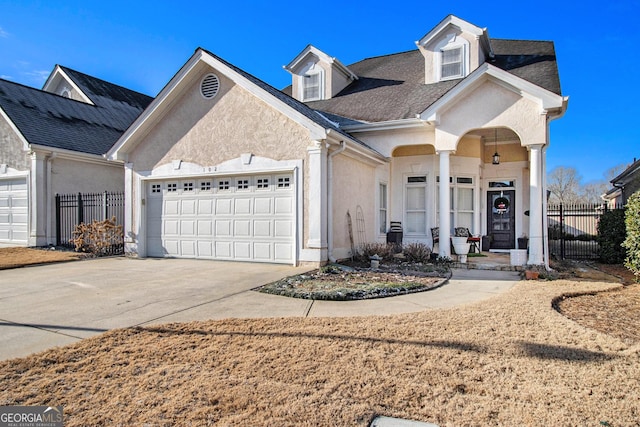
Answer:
0;257;519;361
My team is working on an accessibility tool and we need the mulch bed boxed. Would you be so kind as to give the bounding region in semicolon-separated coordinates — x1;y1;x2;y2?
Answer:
256;266;447;300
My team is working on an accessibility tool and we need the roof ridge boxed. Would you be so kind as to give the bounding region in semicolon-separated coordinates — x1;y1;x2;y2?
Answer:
491;38;554;44
58;65;153;99
349;49;419;66
0;77;98;106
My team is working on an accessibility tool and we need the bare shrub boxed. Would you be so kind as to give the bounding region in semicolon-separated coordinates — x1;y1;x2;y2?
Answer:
71;217;123;256
357;242;395;262
402;242;432;263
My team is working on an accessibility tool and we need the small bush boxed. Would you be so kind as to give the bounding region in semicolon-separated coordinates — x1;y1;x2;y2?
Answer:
402;242;432;263
357;242;395;262
71;217;123;257
597;208;626;264
623;192;640;279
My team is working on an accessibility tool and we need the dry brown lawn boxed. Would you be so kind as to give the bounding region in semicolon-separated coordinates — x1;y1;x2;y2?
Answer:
0;247;82;269
1;258;639;426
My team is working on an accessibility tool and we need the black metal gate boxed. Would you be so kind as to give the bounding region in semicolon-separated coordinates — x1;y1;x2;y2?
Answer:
55;192;125;252
547;203;623;260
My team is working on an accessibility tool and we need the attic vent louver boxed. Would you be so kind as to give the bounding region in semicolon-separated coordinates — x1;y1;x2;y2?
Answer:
201;74;220;99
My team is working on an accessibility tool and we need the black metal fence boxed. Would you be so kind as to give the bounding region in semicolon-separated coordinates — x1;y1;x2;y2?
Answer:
547;203;623;260
55;192;125;254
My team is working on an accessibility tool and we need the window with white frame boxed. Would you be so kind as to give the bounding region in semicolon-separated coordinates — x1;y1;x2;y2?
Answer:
441;46;464;79
303;72;321;101
405;176;427;235
379;183;387;234
436;176;476;232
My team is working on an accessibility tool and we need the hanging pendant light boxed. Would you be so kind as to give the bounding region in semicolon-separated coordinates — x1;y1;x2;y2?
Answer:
492;128;500;165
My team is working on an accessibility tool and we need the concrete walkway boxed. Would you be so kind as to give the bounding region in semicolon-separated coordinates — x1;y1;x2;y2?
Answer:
0;258;519;361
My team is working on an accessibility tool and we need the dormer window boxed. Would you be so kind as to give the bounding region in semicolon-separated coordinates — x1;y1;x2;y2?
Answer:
285;46;356;102
441;46;464;79
302;71;322;101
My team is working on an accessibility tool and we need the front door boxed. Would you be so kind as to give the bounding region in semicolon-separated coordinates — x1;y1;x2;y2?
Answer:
487;190;515;249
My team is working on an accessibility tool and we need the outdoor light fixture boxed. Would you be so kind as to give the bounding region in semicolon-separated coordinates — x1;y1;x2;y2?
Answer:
492;129;500;165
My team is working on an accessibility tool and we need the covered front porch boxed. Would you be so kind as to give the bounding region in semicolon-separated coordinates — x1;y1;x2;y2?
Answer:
386;125;546;266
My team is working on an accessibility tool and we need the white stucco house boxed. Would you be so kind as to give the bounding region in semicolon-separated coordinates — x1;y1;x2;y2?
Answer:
0;66;152;246
108;15;568;266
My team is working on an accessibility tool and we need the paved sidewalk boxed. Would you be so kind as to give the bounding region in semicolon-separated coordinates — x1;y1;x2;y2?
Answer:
0;258;519;361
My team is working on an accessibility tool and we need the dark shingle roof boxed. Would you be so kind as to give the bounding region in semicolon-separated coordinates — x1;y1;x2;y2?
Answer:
288;38;561;123
490;39;561;95
0;68;152;155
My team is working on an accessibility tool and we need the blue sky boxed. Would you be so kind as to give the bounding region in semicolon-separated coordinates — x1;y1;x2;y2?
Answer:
1;0;638;184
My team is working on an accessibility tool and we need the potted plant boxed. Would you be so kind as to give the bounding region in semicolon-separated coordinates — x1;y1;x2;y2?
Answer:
517;234;529;250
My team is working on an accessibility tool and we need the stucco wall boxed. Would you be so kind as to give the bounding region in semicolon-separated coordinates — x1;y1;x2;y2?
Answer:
435;80;547;151
130;70;310;170
331;153;377;259
128;65;315;253
50;157;123;195
0;116;29;170
48;157;124;243
355;127;435;157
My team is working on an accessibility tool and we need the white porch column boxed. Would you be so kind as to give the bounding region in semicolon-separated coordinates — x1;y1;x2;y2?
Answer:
438;150;452;258
123;162;137;256
29;151;47;246
306;141;328;259
528;144;544;265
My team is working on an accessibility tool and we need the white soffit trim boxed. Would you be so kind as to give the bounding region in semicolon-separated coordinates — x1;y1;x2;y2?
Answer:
419;63;566;123
29;144;121;166
42;66;94;105
416;15;485;47
342;118;431;133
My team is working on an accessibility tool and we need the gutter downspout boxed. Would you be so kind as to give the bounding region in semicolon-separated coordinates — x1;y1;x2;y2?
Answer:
327;140;346;263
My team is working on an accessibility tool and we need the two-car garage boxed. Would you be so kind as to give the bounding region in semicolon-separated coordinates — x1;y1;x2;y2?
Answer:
145;172;295;264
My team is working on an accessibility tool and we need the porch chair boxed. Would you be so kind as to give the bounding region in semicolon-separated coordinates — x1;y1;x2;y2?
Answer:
430;227;439;252
454;227;481;253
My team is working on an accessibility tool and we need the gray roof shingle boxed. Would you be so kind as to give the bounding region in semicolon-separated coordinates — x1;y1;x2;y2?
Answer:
284;39;561;123
0;67;152;156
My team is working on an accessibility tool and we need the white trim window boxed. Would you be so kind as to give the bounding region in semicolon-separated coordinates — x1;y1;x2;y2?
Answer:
441;46;464;79
436;176;476;232
379;182;387;234
303;72;322;101
405;176;427;235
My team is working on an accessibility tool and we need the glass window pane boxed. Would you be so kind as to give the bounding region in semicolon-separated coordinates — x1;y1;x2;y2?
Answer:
406;212;426;234
380;184;387;208
457;188;474;211
458;212;473;230
406;187;425;210
407;176;426;183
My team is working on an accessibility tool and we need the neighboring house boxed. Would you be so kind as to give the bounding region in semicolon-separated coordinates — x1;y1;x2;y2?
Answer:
602;157;640;208
0;66;153;246
108;15;568;266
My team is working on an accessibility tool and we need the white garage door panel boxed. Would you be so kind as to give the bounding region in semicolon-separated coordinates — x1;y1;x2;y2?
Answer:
146;173;294;263
0;178;28;245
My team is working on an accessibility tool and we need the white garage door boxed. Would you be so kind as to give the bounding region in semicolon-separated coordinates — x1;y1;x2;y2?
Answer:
146;173;295;263
0;178;28;245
